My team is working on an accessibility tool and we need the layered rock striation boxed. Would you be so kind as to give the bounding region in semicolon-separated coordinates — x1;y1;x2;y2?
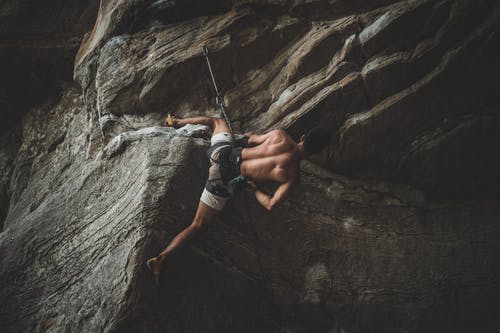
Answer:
1;1;499;332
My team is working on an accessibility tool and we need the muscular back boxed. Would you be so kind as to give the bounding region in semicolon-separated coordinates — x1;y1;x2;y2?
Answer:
240;129;300;183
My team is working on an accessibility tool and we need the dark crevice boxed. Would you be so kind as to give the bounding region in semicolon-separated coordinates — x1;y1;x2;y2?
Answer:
47;132;67;153
0;188;9;232
0;121;22;232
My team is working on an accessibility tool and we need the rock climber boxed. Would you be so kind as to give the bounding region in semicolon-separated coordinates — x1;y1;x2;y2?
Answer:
146;114;330;286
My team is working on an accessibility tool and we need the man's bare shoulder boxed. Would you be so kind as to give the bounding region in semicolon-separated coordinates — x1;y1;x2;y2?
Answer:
266;128;290;140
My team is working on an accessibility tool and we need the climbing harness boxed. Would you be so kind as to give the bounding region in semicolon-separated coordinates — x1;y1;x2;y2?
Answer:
202;46;235;141
205;142;246;196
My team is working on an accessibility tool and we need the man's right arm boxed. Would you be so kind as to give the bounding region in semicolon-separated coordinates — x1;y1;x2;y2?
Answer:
254;179;297;211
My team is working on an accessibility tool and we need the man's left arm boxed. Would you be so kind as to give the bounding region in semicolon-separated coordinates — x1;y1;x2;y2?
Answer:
254;179;297;211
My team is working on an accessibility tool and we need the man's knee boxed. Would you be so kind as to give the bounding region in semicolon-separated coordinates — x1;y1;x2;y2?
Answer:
191;217;207;233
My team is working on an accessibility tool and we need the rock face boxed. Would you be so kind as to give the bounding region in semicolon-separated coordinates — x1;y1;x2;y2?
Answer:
1;1;499;332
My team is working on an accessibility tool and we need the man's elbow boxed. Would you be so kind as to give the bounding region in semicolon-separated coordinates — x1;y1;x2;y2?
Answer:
265;199;277;211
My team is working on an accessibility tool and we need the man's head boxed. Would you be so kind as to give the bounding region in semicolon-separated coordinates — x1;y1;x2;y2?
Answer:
300;126;330;156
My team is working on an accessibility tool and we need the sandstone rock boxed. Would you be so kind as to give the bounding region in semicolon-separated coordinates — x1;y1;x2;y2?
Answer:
74;0;500;195
1;0;500;332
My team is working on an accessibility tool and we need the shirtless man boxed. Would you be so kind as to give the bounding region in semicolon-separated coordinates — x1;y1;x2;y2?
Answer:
146;115;330;286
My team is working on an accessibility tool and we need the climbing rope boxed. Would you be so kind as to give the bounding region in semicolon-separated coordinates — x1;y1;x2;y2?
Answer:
202;46;235;141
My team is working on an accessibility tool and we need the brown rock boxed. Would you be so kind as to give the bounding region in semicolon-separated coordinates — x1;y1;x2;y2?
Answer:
1;1;500;332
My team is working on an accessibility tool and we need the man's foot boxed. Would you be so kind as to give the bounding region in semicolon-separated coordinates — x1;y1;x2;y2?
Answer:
165;114;176;127
146;256;162;288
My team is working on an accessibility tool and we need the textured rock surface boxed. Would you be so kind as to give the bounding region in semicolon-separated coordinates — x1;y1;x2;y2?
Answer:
1;0;500;332
0;0;99;229
74;0;500;195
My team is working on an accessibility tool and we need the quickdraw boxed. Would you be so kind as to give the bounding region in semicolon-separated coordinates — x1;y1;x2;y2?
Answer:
202;46;235;141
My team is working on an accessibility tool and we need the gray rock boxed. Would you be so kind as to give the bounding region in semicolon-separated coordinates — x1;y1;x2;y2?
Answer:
1;0;500;332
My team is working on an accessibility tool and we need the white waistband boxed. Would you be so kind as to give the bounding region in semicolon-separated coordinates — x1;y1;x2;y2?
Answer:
211;132;232;145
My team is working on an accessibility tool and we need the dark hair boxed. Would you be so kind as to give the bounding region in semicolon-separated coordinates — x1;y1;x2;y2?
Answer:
303;127;330;155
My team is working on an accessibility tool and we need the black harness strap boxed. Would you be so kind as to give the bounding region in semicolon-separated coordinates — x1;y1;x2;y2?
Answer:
205;179;230;197
205;141;247;196
206;141;230;163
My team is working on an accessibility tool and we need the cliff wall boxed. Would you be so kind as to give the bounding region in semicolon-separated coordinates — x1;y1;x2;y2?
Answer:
1;1;499;332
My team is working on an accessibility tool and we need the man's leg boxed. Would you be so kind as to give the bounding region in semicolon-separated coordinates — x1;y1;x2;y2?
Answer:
168;115;230;135
146;201;219;286
147;115;232;285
